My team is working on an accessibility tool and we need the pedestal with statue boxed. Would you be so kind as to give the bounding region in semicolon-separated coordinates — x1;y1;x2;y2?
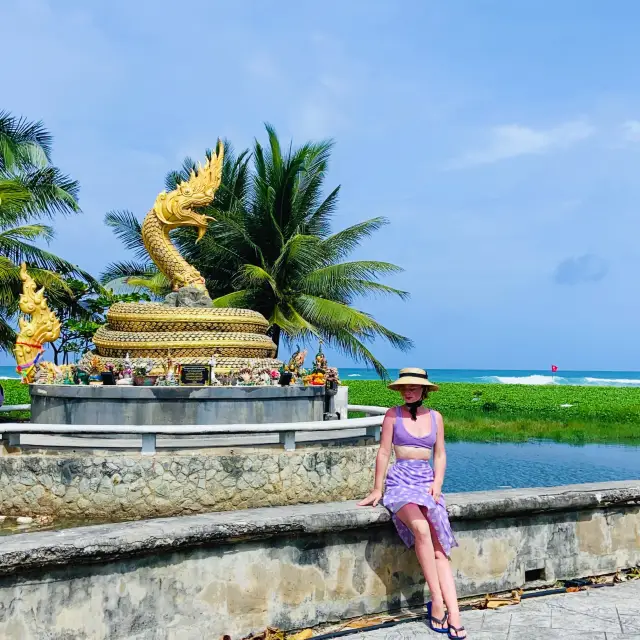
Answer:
18;141;338;425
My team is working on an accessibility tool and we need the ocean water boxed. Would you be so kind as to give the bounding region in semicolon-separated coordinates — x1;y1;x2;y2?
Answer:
340;367;640;387
4;365;640;386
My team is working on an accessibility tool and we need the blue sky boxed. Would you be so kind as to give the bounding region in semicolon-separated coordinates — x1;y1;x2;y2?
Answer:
3;0;640;370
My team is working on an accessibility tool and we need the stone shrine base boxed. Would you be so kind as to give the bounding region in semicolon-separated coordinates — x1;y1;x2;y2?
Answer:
0;481;638;639
28;384;327;425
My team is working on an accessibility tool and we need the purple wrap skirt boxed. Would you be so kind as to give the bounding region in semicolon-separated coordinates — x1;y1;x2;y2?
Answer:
382;459;458;557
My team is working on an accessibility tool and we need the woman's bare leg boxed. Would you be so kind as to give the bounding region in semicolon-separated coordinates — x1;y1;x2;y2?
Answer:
396;504;447;630
426;517;464;636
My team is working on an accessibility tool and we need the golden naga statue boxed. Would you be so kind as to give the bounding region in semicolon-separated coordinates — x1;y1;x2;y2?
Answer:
142;142;223;293
14;263;61;382
91;141;279;372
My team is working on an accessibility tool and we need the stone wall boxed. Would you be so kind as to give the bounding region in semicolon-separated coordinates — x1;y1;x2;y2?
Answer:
0;445;378;520
0;482;638;639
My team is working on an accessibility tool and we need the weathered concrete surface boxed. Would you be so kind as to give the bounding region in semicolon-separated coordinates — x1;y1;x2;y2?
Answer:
0;482;638;639
0;444;378;519
29;383;326;425
351;580;640;638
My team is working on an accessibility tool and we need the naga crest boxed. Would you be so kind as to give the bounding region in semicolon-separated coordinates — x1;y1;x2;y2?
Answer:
14;263;61;382
152;140;224;242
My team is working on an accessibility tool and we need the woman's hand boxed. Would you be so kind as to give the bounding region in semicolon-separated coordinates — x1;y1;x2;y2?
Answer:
429;483;442;503
358;489;383;507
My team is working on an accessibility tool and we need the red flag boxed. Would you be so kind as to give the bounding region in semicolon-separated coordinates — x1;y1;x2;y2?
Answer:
551;365;558;373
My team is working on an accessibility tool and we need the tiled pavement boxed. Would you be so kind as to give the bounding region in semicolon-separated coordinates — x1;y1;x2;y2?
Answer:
352;580;640;639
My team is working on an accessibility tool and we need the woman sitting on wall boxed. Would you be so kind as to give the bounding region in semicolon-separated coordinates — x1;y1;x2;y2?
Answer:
358;368;465;639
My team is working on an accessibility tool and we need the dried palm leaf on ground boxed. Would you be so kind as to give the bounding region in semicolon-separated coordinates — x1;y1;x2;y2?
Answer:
234;627;314;640
343;617;392;629
239;627;285;640
287;630;314;640
482;589;523;610
626;566;640;580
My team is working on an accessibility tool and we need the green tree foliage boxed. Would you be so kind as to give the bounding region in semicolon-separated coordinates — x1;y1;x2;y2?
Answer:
0;111;93;351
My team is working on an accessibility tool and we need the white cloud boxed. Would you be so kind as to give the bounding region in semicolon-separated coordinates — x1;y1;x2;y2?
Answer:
450;120;595;168
622;120;640;142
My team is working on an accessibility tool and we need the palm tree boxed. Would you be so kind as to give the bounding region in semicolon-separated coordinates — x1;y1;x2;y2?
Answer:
0;111;92;351
103;126;412;377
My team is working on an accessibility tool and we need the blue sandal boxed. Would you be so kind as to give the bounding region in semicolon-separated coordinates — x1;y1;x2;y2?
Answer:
426;601;449;634
447;623;467;639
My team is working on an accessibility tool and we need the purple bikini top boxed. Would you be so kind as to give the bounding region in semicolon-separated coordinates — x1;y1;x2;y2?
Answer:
392;405;437;449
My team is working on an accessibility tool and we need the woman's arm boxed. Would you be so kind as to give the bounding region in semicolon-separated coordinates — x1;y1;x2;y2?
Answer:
430;410;447;502
358;408;395;506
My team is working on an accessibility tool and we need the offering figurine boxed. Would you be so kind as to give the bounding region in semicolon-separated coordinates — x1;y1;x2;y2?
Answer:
209;352;218;385
314;341;328;373
157;351;178;386
116;352;134;385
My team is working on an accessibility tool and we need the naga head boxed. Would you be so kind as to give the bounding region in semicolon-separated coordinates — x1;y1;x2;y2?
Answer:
152;140;224;242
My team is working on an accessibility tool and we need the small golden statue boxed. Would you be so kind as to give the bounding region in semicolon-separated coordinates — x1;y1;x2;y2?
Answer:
14;263;61;383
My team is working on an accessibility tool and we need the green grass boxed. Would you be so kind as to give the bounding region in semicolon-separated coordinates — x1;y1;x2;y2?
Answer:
3;378;640;444
0;379;31;422
345;380;640;445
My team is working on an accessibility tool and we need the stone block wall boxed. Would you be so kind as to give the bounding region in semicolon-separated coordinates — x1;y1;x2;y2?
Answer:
0;445;377;520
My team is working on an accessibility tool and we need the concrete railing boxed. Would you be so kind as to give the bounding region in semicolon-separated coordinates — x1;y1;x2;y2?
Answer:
0;405;385;454
0;404;30;413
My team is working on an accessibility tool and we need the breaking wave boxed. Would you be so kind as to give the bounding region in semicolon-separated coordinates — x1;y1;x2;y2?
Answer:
481;375;640;387
482;375;563;385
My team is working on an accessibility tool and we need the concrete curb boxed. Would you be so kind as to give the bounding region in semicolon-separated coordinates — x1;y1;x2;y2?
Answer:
1;480;638;576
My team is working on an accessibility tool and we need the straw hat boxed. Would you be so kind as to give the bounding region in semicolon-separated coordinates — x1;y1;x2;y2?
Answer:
388;367;439;391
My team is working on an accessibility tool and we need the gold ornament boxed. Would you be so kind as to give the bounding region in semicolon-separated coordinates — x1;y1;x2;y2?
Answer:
14;263;61;382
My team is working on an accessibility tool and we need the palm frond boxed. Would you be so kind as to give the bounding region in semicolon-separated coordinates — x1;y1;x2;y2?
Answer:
104;210;148;259
271;233;324;279
301;261;409;301
212;290;252;308
0;234;83;274
305;186;340;237
0;223;55;243
322;327;390;379
0;111;52;171
234;264;279;296
0;178;32;213
99;260;157;285
320;218;389;262
9;167;80;218
271;302;318;338
125;272;172;297
295;294;413;352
